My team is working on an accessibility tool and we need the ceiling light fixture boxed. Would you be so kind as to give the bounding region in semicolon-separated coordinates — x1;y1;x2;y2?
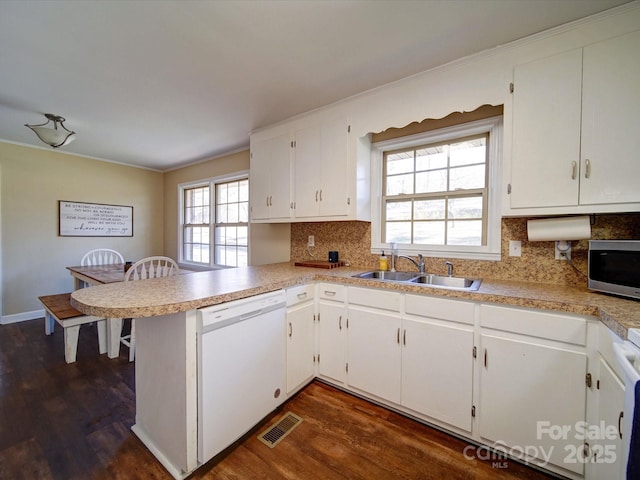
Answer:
25;113;76;148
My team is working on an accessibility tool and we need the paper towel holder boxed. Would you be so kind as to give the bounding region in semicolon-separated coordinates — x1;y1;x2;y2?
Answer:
526;215;592;261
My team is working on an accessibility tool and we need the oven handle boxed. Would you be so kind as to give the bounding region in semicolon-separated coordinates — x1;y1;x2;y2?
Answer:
613;342;640;383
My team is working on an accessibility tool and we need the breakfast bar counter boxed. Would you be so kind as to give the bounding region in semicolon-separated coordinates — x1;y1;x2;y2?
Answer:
71;261;640;338
69;261;640;479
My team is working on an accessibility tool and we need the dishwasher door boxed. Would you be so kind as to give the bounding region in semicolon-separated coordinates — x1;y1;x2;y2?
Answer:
613;334;640;479
197;290;286;464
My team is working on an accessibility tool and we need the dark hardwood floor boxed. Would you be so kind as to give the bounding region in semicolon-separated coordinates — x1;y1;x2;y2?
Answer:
0;319;555;479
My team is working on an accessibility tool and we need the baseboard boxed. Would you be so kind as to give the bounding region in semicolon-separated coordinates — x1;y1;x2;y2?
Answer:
1;309;44;325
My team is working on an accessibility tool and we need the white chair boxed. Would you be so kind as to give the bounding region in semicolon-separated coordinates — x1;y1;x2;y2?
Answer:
120;256;179;361
80;248;124;267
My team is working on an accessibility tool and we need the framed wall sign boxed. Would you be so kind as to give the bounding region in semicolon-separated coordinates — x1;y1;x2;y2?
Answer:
59;200;133;237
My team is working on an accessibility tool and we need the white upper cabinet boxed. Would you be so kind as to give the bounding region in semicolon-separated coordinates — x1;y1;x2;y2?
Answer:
249;132;292;222
293;117;350;219
506;29;640;215
510;48;583;209
250;109;370;223
580;30;640;206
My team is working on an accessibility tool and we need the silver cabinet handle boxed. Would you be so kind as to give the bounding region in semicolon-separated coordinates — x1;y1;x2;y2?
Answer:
403;329;406;346
319;189;323;202
571;161;577;180
585;159;591;179
396;328;400;344
288;322;292;337
266;196;269;206
324;290;336;296
315;190;319;202
484;349;488;368
339;315;342;330
296;292;308;299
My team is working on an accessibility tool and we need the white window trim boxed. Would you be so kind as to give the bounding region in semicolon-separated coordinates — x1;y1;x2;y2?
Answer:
178;170;249;268
371;116;502;261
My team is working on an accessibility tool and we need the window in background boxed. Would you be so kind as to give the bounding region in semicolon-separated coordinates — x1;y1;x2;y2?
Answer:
371;116;502;261
180;174;249;268
214;179;248;267
383;134;488;246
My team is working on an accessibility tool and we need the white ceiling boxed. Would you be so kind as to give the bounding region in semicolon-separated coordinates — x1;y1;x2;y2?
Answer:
0;0;630;171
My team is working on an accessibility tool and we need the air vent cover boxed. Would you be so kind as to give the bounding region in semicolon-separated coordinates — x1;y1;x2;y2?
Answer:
257;412;303;448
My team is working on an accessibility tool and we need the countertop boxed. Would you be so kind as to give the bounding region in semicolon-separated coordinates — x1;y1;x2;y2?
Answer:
70;262;640;340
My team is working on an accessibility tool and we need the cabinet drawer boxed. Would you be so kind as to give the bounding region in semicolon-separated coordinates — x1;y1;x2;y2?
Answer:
480;304;588;345
286;284;315;307
317;283;346;302
405;294;474;325
348;286;401;312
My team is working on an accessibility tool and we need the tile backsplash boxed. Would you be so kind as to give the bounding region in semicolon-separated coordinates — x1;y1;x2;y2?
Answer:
290;214;640;287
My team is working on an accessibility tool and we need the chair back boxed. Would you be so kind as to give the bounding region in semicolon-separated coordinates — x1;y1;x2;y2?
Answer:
81;249;124;266
125;256;179;281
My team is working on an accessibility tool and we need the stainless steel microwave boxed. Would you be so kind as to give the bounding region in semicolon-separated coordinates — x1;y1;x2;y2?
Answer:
588;240;640;300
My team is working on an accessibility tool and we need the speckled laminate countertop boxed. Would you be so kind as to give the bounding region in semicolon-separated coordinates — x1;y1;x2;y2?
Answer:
70;262;640;339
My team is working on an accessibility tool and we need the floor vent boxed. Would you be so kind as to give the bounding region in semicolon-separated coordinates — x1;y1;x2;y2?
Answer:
257;412;303;448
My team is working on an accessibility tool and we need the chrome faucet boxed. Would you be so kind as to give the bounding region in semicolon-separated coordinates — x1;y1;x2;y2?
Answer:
398;254;425;274
445;261;453;277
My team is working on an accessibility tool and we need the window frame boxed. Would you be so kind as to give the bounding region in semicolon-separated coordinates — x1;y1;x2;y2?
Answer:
178;170;249;268
371;116;502;261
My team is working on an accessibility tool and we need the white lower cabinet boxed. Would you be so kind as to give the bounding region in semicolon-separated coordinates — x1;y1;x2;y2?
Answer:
291;282;623;479
589;355;625;479
285;285;316;395
346;287;402;403
316;284;347;385
402;294;475;432
479;304;589;477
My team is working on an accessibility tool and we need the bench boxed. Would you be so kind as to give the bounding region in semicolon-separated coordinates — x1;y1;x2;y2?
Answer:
39;293;107;363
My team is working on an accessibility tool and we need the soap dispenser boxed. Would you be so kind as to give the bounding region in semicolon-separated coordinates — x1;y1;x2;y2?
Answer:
379;251;388;271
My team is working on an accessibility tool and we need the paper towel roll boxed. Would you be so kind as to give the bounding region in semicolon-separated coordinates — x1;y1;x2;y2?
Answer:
527;216;591;241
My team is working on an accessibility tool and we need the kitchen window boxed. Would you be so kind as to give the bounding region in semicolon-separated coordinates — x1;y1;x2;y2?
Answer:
372;116;502;260
180;173;249;268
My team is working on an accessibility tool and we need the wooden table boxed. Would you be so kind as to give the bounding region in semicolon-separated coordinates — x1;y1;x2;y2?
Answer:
67;264;196;358
67;264;129;289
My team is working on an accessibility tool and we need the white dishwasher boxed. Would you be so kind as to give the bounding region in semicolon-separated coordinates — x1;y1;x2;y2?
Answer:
614;328;640;478
197;290;286;464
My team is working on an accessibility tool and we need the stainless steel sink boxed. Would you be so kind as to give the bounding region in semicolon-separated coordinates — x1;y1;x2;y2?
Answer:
353;270;419;282
410;274;481;290
352;270;481;291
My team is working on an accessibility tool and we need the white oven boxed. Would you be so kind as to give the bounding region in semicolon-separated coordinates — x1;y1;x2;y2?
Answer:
613;328;640;479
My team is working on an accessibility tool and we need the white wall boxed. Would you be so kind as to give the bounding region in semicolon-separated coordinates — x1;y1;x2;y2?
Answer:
0;142;164;321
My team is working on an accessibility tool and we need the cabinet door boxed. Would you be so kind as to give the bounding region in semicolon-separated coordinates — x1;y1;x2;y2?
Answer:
317;300;346;384
510;49;582;209
479;334;587;475
589;356;625;479
347;306;401;404
318;119;349;217
293;124;321;218
401;318;474;432
249;133;291;221
580;30;640;205
249;137;274;220
293;118;350;219
268;134;293;219
286;302;316;395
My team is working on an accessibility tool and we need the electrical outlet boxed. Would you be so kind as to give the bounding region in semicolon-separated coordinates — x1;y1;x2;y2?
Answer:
555;241;571;260
508;240;522;257
307;235;315;247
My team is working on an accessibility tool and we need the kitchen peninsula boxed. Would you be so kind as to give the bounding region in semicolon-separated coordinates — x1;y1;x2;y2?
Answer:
71;262;640;479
